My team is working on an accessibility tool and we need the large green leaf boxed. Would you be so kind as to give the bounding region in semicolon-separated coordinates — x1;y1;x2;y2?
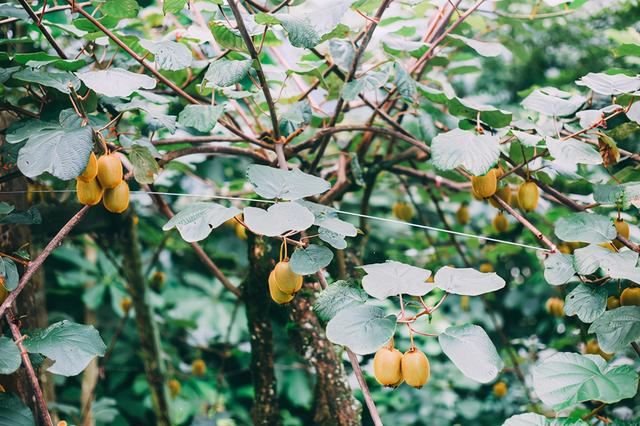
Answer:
543;253;575;285
325;305;396;355
576;72;640;95
163;0;186;14
554;213;616;244
431;128;500;175
502;413;588;426
0;394;34;426
342;66;390;102
289;244;333;275
246;165;330;200
139;39;192;71
178;104;225;132
563;284;606;323
77;68;156;97
360;260;432;300
129;145;160;184
438;324;503;383
588;306;640;353
532;352;639;410
0;336;21;374
448;34;510;58
102;0;139;19
433;266;505;296
163;202;241;242
23;320;107;376
545;136;602;166
13;68;80;94
521;88;586;116
203;59;252;88
447;97;513;129
243;202;315;237
314;280;368;323
0;257;19;291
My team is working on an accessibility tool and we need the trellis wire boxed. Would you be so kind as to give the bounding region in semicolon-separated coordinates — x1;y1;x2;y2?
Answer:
2;189;551;252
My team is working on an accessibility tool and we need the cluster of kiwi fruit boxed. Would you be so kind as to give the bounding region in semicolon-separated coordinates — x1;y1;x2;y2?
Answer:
373;342;430;389
464;165;540;233
268;259;303;304
76;152;129;213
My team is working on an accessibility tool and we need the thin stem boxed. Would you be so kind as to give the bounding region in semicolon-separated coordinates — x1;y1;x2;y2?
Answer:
16;0;67;59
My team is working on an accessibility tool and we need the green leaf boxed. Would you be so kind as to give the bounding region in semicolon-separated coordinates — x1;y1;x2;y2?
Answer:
521;88;585;117
431;128;500;175
545;136;602;166
163;0;186;15
342;66;390;102
129;146;160;184
101;0;139;19
588;306;640;353
532;352;639;410
448;34;510;58
554;213;616;244
360;260;432;300
13;68;80;94
0;202;14;215
139;39;192;71
447;97;512;129
433;266;505;296
325;305;396;355
178;104;225;132
0;393;34;426
0;257;19;291
77;68;156;97
318;228;347;249
314;280;367;322
0;3;29;20
394;63;416;101
564;284;606;323
576;72;640;95
0;207;42;225
289;244;333;275
243;202;314;237
0;336;21;374
23;320;107;376
203;59;252;88
17;125;93;180
502;413;588;426
328;39;355;71
163;202;241;242
11;53;86;71
210;23;245;50
438;324;504;383
543;253;575;285
593;182;640;208
246;165;330;200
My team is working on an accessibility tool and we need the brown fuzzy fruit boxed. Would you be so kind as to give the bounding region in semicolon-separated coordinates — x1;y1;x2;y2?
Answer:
192;359;207;377
97;153;123;189
401;348;430;389
268;271;294;304
585;339;614;361
235;223;247;240
620;287;640;306
103;180;130;213
460;295;470;311
273;261;303;294
0;282;7;305
545;297;564;317
479;263;494;273
76;178;103;206
613;219;630;249
373;346;403;387
489;186;512;209
168;379;181;398
392;202;414;222
493;381;507;398
120;297;132;313
456;205;470;225
471;170;497;199
517;181;539;212
78;152;98;182
492;212;509;233
606;296;620;310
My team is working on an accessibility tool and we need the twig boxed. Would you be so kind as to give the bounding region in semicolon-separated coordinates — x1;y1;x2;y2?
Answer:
16;0;68;59
0;206;90;318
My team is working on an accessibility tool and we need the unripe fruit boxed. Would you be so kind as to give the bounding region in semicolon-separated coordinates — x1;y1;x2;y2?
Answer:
401;348;430;389
585;339;613;361
456;205;470;225
235;223;247;240
273;261;303;295
613;219;630;249
489;186;512;209
97;153;123;189
78;152;98;182
76;178;103;206
471;170;497;199
103;180;130;213
479;263;493;273
392;202;414;222
606;296;620;310
460;295;470;311
168;379;181;398
120;297;132;313
492;212;509;233
268;271;294;304
517;181;539;212
192;359;206;377
545;297;564;317
493;381;507;398
620;287;640;306
373;346;403;387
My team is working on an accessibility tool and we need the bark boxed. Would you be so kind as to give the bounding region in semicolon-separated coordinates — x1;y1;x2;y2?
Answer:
244;235;282;426
115;215;171;426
